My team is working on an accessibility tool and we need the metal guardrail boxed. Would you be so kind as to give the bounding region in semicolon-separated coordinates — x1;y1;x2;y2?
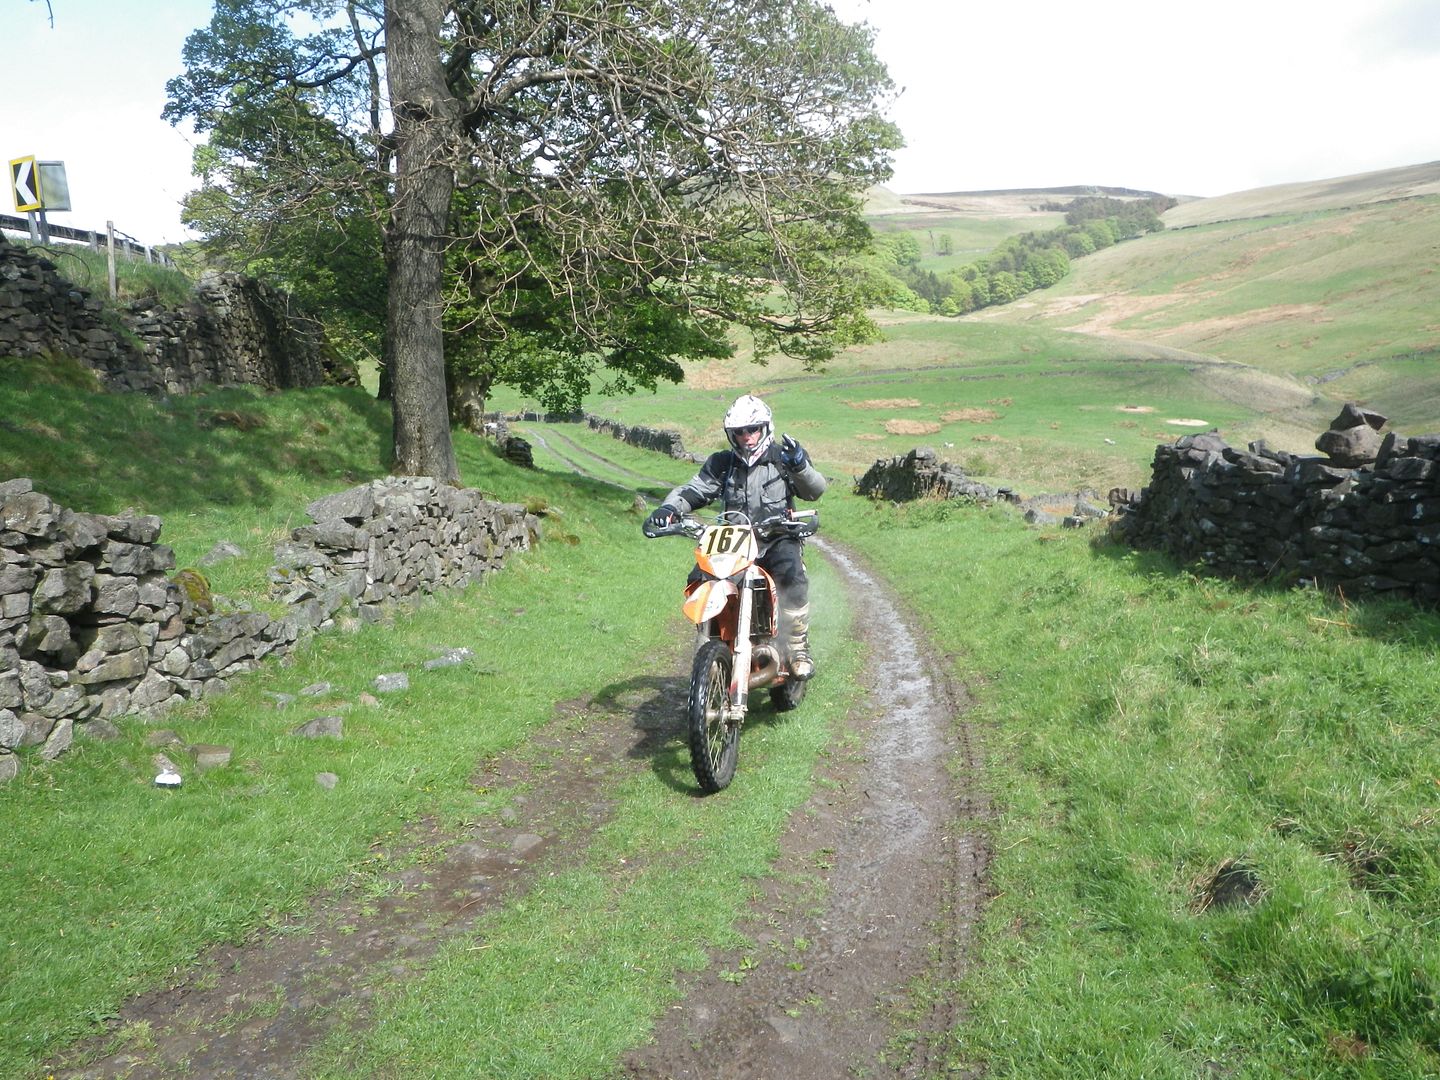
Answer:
0;213;177;296
0;213;175;268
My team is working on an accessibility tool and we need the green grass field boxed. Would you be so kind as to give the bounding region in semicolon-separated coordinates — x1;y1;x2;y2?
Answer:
6;166;1440;1077
867;208;1068;271
495;317;1331;494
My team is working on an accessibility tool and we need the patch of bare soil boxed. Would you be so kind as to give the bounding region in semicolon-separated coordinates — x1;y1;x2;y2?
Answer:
1064;291;1188;335
1165;418;1210;427
1118;405;1156;413
884;419;943;436
850;398;923;410
625;539;987;1079
940;408;1000;424
687;361;744;391
855;433;886;441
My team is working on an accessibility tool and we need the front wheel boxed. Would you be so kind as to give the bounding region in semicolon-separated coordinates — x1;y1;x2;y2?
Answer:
688;638;739;793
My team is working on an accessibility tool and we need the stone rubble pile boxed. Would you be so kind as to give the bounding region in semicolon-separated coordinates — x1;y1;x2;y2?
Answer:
501;435;535;468
1;476;539;782
853;446;1012;503
1018;492;1108;528
1113;405;1440;606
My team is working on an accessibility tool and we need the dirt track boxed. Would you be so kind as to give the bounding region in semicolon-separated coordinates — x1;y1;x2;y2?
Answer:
625;539;987;1079
46;444;988;1080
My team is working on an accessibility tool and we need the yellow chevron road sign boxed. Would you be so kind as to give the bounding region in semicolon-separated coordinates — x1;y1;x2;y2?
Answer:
10;156;42;213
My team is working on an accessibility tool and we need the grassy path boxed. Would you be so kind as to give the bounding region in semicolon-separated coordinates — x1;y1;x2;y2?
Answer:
17;419;987;1079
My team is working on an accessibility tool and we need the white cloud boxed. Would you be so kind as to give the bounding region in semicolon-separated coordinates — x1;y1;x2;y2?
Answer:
1;0;211;245
1;0;1434;247
828;0;1439;196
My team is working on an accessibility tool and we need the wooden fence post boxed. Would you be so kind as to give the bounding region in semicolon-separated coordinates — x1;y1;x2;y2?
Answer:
106;221;118;299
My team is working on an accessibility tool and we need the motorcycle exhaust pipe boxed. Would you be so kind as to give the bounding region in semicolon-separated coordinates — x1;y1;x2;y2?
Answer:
748;643;782;689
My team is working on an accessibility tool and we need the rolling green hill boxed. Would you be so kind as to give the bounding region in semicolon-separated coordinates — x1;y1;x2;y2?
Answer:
971;164;1440;435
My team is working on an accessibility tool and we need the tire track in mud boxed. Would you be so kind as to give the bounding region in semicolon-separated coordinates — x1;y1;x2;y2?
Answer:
625;537;989;1080
518;425;667;491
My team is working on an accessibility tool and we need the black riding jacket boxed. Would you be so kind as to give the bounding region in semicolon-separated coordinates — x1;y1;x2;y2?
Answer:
663;442;826;545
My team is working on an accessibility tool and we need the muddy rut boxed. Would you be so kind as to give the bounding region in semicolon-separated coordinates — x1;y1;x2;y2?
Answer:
46;465;988;1079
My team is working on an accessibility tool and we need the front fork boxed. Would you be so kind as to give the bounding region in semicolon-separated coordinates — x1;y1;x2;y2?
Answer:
698;576;756;723
728;581;754;720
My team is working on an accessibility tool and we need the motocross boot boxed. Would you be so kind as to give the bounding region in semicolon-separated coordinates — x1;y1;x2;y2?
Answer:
782;604;814;680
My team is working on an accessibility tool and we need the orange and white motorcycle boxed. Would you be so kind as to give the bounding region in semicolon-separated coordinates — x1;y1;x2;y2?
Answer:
644;508;819;793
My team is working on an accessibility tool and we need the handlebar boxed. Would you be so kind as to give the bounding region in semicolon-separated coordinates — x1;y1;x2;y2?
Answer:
757;512;819;541
643;510;818;541
642;517;705;540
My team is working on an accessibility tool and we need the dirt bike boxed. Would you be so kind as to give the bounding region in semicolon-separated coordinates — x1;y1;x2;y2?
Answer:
644;508;820;793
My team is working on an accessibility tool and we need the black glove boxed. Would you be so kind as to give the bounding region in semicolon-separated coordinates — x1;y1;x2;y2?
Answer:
779;434;809;472
645;505;678;533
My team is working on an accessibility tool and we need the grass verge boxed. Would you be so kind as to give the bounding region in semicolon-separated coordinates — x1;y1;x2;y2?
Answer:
829;493;1440;1078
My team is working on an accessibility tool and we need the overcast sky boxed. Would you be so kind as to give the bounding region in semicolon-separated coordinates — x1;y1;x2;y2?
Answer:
3;0;1437;246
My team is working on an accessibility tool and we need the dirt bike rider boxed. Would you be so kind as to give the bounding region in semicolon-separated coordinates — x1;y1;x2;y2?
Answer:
645;394;826;679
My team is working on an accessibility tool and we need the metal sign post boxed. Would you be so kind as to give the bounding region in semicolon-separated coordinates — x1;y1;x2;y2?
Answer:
10;157;70;245
106;221;118;299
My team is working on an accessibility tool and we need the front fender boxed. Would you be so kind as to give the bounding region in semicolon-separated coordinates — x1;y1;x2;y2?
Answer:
683;579;735;625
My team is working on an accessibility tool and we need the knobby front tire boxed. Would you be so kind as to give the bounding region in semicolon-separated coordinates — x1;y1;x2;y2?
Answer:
688;638;739;793
769;676;807;712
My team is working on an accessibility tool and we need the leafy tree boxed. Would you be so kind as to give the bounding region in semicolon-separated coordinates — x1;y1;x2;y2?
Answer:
1061;230;1096;258
987;271;1021;305
1083;219;1116;250
180;103;390;376
165;0;899;481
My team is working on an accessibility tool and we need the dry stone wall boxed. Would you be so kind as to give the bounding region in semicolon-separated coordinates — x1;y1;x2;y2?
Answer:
0;233;346;394
582;413;701;462
1114;407;1440;607
0;476;539;782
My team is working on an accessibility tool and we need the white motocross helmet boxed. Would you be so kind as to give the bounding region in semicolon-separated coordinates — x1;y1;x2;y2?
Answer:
723;394;774;467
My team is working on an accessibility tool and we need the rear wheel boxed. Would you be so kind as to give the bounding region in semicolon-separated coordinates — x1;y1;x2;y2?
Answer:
769;677;807;712
688;639;739;793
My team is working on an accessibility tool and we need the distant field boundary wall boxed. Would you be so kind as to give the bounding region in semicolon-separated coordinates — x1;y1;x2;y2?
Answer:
1116;412;1440;608
488;409;702;463
0;476;540;783
0;233;346;394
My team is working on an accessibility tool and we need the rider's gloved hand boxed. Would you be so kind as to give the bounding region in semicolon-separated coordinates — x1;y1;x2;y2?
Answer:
779;434;809;472
645;504;678;532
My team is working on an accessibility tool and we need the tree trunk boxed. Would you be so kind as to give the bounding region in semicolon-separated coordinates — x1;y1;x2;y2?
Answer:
384;0;459;483
447;366;494;434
